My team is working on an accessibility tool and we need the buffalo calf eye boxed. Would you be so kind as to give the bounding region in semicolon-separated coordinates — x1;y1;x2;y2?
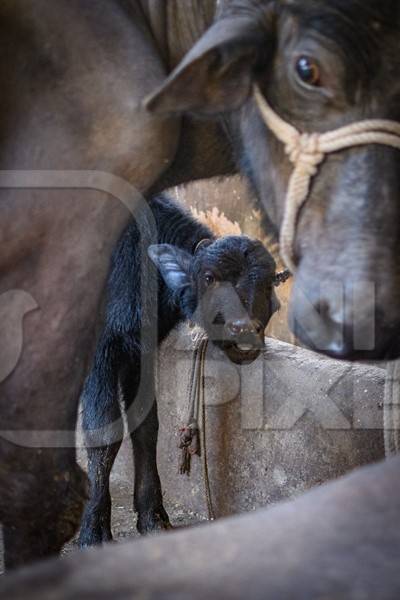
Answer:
295;56;321;87
204;272;215;286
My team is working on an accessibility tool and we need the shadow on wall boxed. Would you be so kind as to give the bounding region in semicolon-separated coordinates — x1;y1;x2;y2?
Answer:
169;176;295;345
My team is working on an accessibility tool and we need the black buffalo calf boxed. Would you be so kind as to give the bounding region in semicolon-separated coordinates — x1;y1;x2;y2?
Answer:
79;194;286;546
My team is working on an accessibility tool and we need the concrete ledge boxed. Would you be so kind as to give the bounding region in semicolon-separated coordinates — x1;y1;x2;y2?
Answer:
155;326;385;518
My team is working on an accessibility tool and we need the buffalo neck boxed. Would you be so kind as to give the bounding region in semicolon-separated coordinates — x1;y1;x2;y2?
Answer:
137;0;236;191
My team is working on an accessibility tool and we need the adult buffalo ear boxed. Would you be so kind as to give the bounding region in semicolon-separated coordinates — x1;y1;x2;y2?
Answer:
144;13;274;116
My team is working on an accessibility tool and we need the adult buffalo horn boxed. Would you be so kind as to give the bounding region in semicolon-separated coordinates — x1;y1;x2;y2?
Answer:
274;269;291;287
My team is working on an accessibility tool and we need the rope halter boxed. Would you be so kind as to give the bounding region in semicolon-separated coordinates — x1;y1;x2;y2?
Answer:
254;84;400;273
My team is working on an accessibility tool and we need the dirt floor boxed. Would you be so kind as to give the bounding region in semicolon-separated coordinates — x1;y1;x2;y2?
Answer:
64;479;205;551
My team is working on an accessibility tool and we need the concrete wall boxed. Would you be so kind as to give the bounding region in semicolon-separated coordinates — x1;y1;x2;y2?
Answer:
154;327;385;519
74;177;388;529
77;176;388;527
103;328;386;524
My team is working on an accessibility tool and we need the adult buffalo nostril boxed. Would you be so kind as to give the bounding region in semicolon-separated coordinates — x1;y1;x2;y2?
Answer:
293;306;400;360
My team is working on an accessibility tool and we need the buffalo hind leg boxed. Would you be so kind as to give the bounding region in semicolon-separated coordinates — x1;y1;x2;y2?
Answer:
79;336;124;548
132;402;171;534
121;365;171;534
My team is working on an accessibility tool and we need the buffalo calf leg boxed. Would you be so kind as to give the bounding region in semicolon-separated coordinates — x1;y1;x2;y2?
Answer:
79;336;124;548
79;441;121;547
131;401;170;534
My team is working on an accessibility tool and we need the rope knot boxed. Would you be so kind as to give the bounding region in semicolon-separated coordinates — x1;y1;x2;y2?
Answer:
286;133;324;176
179;422;201;476
253;83;400;273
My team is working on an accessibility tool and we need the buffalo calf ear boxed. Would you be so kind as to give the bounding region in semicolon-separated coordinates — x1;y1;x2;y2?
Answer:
144;16;270;116
148;244;192;293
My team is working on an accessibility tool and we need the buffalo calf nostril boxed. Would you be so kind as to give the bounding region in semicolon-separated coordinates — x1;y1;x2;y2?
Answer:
227;322;241;335
226;321;246;336
252;321;263;335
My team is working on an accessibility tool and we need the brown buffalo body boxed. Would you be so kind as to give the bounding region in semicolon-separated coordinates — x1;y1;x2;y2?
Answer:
1;457;400;599
0;0;399;575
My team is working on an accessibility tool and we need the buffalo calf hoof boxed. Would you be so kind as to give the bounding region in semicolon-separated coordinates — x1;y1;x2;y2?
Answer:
78;523;114;548
136;507;172;535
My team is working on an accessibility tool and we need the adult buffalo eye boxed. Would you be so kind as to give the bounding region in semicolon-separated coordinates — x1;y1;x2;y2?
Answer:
295;56;321;87
204;272;215;287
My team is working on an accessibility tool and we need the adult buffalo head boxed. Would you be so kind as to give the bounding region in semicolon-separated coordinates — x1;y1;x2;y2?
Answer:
146;0;400;361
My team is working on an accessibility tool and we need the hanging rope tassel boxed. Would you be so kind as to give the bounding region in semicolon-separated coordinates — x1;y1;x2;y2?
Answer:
178;333;215;520
178;341;202;476
178;421;201;476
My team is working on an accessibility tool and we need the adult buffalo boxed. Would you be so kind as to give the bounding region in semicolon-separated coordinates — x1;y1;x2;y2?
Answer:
0;0;399;570
1;457;400;599
0;0;227;570
147;0;400;361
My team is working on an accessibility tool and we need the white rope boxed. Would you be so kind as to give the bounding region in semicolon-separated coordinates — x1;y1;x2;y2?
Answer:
254;84;400;272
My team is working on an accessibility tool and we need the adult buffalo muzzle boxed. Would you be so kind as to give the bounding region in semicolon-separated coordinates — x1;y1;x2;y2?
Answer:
254;85;400;274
